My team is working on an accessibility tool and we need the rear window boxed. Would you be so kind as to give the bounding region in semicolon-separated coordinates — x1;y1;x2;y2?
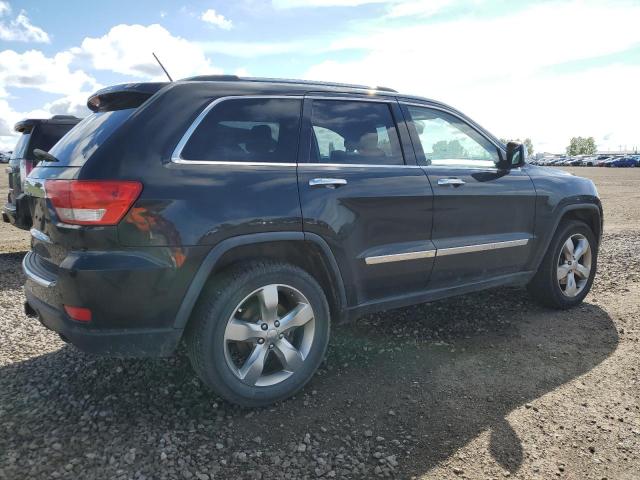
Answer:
32;124;76;157
179;98;301;163
47;109;134;166
10;132;31;160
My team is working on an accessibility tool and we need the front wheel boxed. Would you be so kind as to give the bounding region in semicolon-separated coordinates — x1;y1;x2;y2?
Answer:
186;261;330;407
527;220;598;309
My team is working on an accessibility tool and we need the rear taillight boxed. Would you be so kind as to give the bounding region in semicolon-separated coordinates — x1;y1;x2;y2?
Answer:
64;305;92;322
44;180;142;225
20;159;33;185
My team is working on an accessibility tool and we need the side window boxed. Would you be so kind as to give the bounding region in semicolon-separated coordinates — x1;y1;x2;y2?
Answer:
406;106;499;168
310;100;404;165
180;98;302;163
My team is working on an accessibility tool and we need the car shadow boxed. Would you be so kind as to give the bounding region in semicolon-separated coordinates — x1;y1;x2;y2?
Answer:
0;272;618;478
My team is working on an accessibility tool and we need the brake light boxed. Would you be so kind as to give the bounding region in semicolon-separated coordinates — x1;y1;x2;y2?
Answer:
45;180;142;225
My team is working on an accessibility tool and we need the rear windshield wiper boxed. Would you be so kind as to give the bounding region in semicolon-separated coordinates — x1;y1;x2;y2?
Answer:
33;148;59;163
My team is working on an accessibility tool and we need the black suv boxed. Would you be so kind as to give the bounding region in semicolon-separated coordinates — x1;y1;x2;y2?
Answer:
23;77;602;406
3;115;81;229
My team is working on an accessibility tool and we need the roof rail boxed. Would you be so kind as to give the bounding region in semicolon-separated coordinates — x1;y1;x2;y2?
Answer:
182;75;397;93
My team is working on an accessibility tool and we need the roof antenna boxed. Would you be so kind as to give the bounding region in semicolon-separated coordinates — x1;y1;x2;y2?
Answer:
152;52;173;82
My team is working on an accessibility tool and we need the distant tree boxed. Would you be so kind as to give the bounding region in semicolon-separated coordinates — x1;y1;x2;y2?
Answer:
433;139;466;158
566;136;597;155
499;137;534;156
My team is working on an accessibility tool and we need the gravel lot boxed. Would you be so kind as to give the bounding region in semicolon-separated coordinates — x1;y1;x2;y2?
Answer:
1;167;638;480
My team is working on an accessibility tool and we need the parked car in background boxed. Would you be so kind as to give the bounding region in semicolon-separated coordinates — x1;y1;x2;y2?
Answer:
2;115;81;229
22;76;602;406
607;156;638;168
0;151;11;163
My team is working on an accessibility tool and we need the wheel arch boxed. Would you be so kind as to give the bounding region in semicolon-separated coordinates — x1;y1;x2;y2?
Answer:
530;202;602;273
173;232;347;330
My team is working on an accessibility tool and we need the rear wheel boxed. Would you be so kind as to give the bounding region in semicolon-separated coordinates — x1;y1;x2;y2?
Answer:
528;220;598;309
186;261;330;407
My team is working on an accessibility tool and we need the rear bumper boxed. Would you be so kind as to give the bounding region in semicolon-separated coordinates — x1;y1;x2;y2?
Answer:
24;287;182;357
22;249;198;357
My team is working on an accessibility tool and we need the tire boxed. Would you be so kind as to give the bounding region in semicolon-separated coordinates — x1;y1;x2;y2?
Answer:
186;261;330;407
527;220;598;309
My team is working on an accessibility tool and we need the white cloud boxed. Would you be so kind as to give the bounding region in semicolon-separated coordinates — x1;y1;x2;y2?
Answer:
199;40;306;57
200;9;233;30
0;92;92;151
0;2;50;43
304;1;640;152
387;0;452;17
273;0;388;7
72;23;221;80
45;93;92;118
0;49;99;95
273;0;451;13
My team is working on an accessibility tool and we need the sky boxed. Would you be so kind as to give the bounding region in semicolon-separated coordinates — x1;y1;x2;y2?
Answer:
1;0;639;153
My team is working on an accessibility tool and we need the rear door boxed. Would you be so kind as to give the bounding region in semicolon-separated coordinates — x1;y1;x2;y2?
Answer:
401;103;536;288
297;96;434;307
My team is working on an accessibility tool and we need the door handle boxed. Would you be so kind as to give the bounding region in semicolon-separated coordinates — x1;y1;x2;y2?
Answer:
309;178;348;189
437;178;465;187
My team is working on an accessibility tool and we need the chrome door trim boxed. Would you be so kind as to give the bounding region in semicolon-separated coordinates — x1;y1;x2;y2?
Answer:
171;95;303;164
365;249;436;265
437;238;530;257
364;238;529;265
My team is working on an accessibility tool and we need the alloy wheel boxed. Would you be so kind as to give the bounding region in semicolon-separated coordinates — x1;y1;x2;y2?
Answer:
223;284;315;387
557;233;592;297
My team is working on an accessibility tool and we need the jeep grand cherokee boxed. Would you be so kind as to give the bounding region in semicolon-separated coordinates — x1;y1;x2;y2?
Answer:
23;76;602;406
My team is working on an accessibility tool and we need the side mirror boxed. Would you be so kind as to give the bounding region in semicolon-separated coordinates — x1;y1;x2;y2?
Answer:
501;142;526;169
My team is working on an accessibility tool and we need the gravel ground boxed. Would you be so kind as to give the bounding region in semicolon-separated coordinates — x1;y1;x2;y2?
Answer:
0;167;638;480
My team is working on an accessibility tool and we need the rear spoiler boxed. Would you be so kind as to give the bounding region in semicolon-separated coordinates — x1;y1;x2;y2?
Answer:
14;115;81;133
87;82;168;112
14;119;37;133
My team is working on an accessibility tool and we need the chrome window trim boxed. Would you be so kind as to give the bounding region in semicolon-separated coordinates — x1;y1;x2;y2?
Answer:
364;238;529;265
172;159;297;167
400;101;504;164
437;238;530;257
299;163;421;169
365;249;436;265
306;95;394;103
171;95;303;165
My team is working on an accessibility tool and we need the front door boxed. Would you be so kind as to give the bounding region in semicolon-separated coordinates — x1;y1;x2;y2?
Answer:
297;97;435;307
401;103;536;288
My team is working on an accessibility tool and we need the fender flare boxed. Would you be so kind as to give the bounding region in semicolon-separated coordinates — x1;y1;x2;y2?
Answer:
530;202;602;272
173;231;347;329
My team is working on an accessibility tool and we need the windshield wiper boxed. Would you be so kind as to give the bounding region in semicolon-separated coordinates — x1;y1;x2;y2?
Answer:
33;149;59;163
